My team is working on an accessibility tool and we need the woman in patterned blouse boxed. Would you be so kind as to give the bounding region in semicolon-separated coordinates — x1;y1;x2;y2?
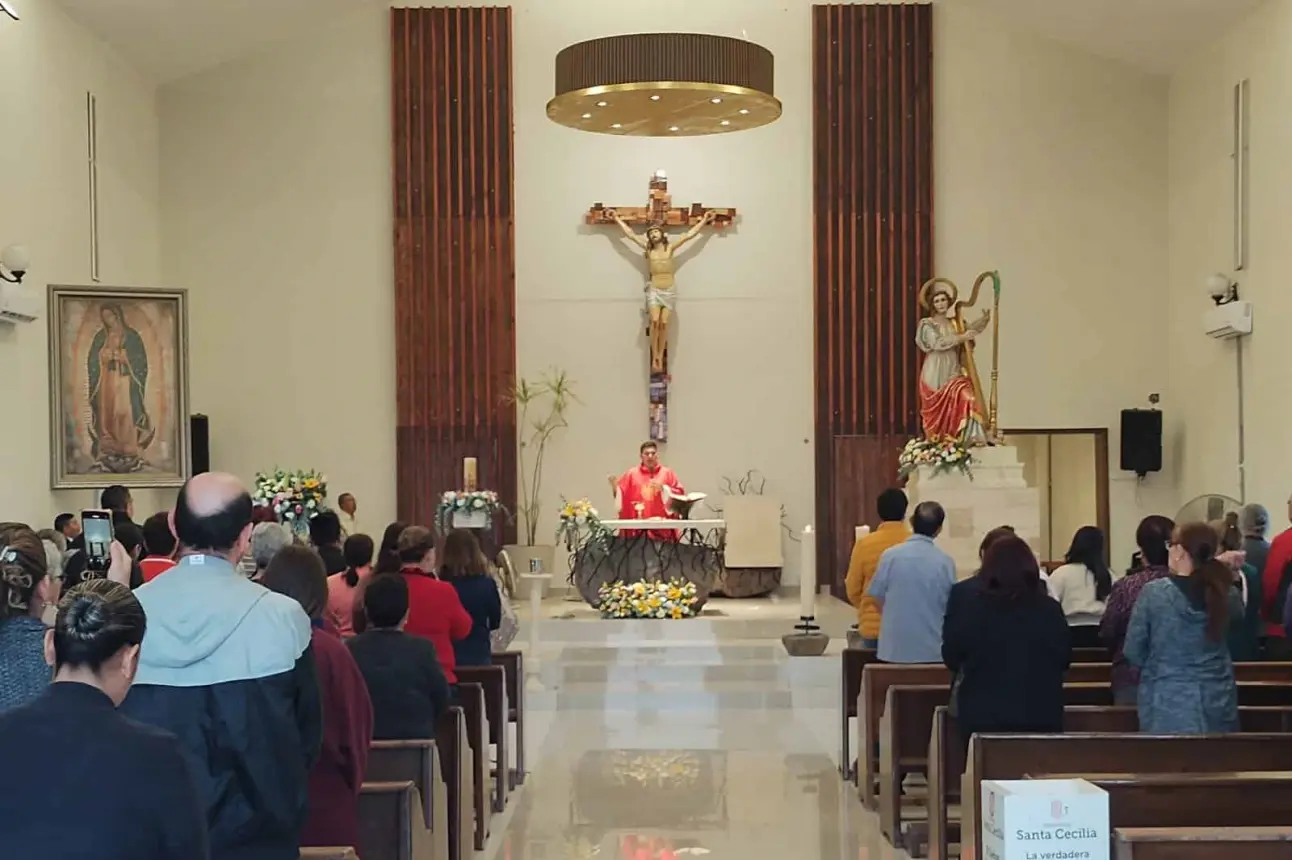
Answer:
1100;515;1175;705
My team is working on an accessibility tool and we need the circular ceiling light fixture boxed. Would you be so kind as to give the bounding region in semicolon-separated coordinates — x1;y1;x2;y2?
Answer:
546;33;781;137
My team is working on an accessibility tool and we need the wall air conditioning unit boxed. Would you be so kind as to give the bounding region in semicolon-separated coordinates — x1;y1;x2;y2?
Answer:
1203;300;1252;339
0;281;41;324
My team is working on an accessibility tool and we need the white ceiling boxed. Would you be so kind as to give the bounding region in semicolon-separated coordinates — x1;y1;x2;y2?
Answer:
52;0;1267;84
958;0;1266;74
54;0;378;84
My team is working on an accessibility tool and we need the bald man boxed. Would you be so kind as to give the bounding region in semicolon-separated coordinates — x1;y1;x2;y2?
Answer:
121;472;323;860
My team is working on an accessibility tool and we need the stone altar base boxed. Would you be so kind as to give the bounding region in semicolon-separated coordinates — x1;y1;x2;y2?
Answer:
570;535;722;608
906;445;1041;577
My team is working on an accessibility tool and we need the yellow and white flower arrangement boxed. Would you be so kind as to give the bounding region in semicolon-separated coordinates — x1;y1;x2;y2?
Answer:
555;497;606;548
898;437;975;480
597;579;699;619
252;469;328;524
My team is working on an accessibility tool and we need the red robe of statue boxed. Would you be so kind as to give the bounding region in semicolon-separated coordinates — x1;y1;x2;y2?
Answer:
616;464;684;541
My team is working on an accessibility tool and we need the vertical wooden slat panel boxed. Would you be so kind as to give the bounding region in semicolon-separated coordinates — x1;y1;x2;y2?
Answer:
813;3;933;592
393;8;517;543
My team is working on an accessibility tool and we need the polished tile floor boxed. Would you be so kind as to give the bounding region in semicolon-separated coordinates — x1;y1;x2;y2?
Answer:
484;593;908;860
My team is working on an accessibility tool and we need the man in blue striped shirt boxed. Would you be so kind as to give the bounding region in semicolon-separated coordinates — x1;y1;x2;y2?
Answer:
866;501;957;663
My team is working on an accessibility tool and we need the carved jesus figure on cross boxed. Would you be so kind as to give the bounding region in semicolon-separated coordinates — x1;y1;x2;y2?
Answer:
587;171;736;375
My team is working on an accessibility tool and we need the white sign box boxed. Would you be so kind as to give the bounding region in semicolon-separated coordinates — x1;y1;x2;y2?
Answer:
981;779;1109;860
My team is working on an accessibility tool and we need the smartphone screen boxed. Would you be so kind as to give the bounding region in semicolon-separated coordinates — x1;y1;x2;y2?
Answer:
82;510;114;570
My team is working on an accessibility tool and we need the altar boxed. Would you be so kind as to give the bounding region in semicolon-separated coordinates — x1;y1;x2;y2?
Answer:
565;518;727;608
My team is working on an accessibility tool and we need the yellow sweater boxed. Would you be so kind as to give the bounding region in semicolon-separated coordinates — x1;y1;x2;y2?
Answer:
844;521;910;639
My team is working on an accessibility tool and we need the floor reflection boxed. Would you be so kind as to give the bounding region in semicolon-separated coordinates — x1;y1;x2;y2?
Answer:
485;600;903;860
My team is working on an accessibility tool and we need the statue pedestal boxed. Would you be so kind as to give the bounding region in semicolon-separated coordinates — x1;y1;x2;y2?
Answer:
907;445;1041;578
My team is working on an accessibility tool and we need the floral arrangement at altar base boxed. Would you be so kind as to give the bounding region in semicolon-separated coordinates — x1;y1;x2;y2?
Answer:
436;490;505;532
252;469;328;526
898;437;975;480
597;579;699;620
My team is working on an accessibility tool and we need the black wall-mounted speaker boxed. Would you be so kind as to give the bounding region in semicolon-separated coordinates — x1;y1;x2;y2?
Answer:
1120;409;1162;476
190;414;210;476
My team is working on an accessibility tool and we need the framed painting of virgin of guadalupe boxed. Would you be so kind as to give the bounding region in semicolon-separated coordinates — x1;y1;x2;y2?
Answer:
48;286;190;489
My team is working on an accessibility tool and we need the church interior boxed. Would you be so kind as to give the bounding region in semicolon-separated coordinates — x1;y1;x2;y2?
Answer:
4;0;1292;857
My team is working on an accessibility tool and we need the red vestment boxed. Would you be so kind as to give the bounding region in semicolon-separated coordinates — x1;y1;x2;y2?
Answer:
616;464;684;541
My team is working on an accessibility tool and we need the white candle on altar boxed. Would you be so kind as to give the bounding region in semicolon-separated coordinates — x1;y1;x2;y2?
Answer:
855;524;871;544
799;524;816;621
463;457;478;491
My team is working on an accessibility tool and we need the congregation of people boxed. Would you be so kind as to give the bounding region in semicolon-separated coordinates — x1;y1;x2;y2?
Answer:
0;474;517;860
845;488;1289;744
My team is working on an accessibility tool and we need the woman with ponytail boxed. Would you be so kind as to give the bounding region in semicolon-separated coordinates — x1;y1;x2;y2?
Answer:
326;533;374;637
350;521;406;635
1124;522;1244;733
0;580;207;859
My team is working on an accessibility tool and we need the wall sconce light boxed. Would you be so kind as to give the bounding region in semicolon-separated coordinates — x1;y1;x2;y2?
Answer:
0;245;30;283
1206;272;1239;305
1;2;19;22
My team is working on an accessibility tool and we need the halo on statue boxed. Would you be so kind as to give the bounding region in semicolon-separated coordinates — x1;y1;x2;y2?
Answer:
919;277;960;311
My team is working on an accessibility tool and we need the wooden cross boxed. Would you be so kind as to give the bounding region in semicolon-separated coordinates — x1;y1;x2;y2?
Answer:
586;172;736;444
585;170;737;230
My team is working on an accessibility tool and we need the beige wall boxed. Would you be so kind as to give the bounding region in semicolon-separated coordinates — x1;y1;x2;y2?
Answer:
936;3;1175;567
1168;0;1292;518
157;0;1178;579
0;2;168;523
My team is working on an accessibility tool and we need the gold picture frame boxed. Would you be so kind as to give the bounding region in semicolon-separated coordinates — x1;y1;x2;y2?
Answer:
48;285;191;489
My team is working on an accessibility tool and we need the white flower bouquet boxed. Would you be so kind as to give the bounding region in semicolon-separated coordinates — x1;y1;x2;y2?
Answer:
436;490;504;532
897;437;975;480
252;469;328;524
597;579;699;620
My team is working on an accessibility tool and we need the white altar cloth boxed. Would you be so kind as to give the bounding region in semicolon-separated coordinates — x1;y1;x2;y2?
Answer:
600;518;726;531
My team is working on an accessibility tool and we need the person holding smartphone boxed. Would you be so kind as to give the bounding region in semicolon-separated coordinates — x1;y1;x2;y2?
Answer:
61;511;136;593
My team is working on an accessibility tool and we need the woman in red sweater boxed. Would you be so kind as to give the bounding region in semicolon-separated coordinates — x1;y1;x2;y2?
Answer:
396;526;472;683
261;545;374;849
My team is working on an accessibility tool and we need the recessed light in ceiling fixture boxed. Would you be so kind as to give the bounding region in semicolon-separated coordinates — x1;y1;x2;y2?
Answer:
1;1;19;21
546;33;781;137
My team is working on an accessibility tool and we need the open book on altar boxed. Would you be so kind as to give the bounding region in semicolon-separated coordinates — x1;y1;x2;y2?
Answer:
663;486;707;518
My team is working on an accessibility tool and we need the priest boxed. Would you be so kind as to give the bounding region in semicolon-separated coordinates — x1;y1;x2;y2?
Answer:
606;441;685;540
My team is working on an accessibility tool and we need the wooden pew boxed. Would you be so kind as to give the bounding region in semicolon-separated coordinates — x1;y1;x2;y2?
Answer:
857;662;1113;808
300;850;358;860
358;781;435;860
1031;771;1292;827
839;647;878;780
368;739;451;860
926;704;1292;860
457;681;492;850
1114;826;1292;860
433;706;475;860
457;663;510;814
865;663;1292;810
492;650;525;788
962;732;1292;860
838;647;1105;782
881;684;1115;848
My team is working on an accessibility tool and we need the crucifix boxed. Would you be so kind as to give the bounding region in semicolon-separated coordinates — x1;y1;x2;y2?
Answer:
586;171;736;442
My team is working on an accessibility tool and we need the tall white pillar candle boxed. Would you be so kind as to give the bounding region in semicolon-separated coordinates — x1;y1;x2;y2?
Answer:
854;524;871;544
799;524;816;621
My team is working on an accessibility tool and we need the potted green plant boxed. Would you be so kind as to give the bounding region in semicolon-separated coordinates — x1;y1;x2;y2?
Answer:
504;369;578;589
